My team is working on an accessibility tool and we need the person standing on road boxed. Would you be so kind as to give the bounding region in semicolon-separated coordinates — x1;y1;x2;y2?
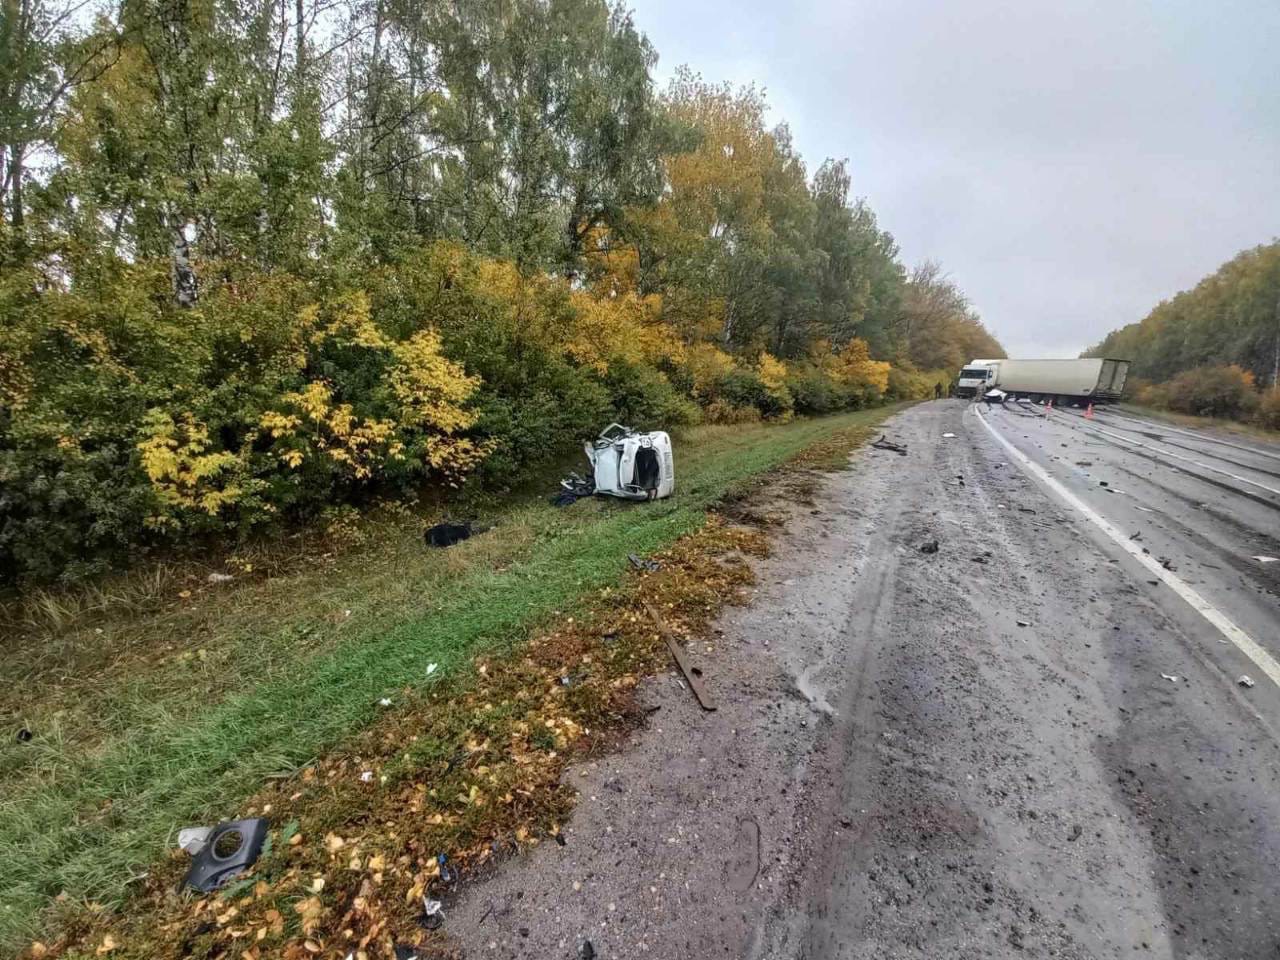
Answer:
934;381;944;400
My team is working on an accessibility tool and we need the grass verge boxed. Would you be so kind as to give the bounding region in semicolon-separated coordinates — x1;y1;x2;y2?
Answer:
1;405;906;956
1116;403;1280;442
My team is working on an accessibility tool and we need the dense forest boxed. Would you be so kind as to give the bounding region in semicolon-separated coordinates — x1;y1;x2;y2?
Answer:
1085;242;1280;425
0;0;1003;583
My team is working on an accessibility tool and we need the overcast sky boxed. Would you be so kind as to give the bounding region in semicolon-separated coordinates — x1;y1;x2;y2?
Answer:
630;0;1280;358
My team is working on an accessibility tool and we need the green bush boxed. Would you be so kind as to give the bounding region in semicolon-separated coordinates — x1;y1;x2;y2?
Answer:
1165;365;1260;420
1255;387;1280;430
598;361;700;431
786;365;845;415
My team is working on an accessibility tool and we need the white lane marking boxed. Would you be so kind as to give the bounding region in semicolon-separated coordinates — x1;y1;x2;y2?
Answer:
1099;410;1280;463
1057;413;1280;499
976;407;1280;690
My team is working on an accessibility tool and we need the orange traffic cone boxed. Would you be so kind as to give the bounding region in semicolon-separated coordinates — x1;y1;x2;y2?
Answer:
1085;402;1094;419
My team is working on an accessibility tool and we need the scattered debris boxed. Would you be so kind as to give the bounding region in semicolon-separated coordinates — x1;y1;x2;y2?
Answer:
1067;823;1083;842
1129;531;1142;541
183;818;268;892
628;553;661;573
437;853;455;884
15;728;32;743
360;770;374;783
554;471;595;506
176;826;212;854
942;432;957;438
1238;675;1256;688
378;697;393;707
578;941;597;960
870;434;908;455
394;946;421;960
1135;505;1155;513
1074;460;1093;467
919;540;939;554
1016;619;1030;627
206;572;235;584
419;896;445;931
554;833;567;847
425;521;473;548
1160;673;1180;683
426;662;438;677
1251;556;1279;564
1157;557;1176;571
643;599;715;711
971;552;992;564
1017;507;1036;514
1099;481;1108;487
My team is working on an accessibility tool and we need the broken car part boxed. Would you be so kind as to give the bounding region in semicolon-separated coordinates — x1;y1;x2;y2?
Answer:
177;826;213;854
643;600;715;711
870;434;908;456
628;553;661;573
183;818;269;892
425;521;472;548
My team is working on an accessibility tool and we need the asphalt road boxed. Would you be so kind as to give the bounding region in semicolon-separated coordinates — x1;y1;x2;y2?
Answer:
448;400;1280;960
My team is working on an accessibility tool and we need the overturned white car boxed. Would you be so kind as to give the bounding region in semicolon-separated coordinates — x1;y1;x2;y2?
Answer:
580;423;675;501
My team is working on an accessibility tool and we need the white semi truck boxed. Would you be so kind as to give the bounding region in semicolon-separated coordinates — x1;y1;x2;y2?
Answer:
955;358;1130;404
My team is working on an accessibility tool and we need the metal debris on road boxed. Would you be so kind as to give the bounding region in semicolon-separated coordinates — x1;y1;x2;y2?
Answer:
920;540;940;554
1238;675;1256;688
942;432;957;438
643;599;716;711
1160;673;1180;683
870;434;908;455
578;940;596;960
1016;619;1030;627
1251;556;1279;564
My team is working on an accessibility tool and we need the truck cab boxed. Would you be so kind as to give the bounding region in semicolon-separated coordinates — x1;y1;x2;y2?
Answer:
955;362;997;398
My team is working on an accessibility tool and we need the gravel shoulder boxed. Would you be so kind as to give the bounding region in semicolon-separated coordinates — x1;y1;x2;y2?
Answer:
446;400;1280;959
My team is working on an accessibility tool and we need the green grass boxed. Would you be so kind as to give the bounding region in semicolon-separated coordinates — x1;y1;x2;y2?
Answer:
0;406;904;952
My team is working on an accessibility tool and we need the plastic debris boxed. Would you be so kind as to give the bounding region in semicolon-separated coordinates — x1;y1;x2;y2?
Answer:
1160;673;1180;683
628;553;661;573
207;572;234;584
1238;675;1256;688
360;770;374;783
183;818;269;892
437;852;455;884
394;947;421;960
378;697;393;707
419;896;445;931
1016;619;1030;627
426;663;438;677
942;432;957;438
1251;556;1279;564
425;521;472;548
177;826;213;854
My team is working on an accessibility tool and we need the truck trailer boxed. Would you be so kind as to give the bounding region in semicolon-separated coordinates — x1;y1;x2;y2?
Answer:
955;358;1130;404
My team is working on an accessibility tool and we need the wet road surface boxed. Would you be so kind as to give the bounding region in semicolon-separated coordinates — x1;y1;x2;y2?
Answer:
448;400;1280;959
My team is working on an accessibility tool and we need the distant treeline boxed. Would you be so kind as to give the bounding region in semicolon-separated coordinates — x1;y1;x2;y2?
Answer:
0;0;1002;583
1085;242;1280;427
